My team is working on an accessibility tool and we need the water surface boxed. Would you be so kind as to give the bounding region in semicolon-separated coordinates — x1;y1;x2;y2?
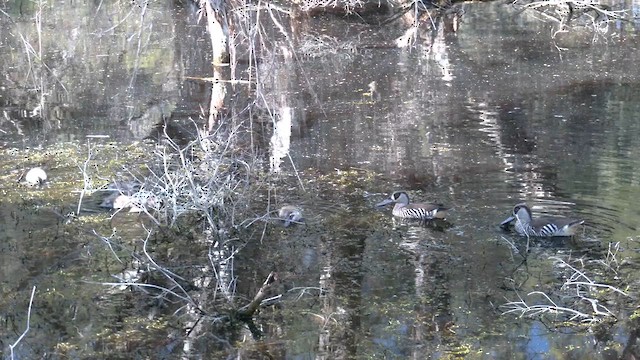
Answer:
1;0;640;359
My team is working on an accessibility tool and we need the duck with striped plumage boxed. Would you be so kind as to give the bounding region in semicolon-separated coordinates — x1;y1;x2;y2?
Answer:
500;203;584;237
279;205;304;227
376;191;448;220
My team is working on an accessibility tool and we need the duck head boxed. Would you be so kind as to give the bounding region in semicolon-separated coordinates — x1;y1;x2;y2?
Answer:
376;191;410;208
279;205;304;227
500;203;533;229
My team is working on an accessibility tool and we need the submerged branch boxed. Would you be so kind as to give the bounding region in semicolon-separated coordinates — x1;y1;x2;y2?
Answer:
502;254;628;325
237;272;278;318
9;286;36;360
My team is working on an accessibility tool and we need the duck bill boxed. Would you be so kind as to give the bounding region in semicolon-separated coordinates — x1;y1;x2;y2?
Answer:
284;217;305;227
499;215;515;229
376;199;394;208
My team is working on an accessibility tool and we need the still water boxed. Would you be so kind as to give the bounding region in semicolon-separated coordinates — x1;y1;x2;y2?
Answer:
1;0;640;358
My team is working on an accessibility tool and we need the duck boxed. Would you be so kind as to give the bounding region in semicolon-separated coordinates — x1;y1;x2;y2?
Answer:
99;181;157;213
100;193;135;211
24;167;47;186
279;205;304;227
376;191;448;220
500;203;584;237
100;191;159;213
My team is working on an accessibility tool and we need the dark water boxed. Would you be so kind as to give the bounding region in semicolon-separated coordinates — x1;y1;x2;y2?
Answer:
2;0;640;359
247;3;640;356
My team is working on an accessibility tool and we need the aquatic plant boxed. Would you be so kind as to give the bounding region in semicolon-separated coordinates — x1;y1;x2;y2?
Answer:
513;0;627;37
501;243;629;326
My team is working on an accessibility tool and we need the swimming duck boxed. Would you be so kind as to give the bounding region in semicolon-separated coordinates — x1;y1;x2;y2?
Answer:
376;191;448;220
500;203;584;237
100;191;158;213
99;181;157;213
279;205;304;227
24;167;47;186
